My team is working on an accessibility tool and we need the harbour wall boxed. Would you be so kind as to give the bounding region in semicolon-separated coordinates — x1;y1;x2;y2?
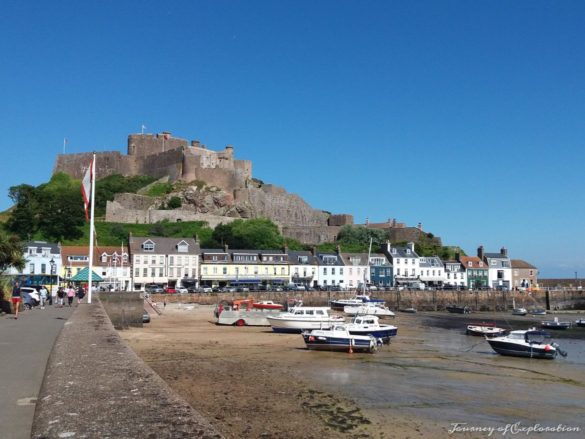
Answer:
148;289;585;312
32;299;223;438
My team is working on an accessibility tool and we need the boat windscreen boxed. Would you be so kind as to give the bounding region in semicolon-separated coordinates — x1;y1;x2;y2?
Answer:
525;331;551;343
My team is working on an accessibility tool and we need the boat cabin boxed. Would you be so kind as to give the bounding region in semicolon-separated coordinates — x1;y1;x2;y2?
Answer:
290;307;331;317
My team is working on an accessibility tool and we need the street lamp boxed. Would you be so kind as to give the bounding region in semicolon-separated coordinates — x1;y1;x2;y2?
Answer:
49;258;56;305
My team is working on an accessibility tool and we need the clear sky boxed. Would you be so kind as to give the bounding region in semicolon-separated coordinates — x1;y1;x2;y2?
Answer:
1;1;584;278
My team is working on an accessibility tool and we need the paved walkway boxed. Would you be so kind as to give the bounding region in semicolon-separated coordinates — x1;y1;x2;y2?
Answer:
0;304;73;439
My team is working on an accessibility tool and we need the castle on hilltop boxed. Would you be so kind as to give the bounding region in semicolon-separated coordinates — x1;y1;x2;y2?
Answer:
53;132;436;246
54;132;252;194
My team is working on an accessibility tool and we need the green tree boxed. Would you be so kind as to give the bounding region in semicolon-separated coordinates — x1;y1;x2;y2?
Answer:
167;196;182;209
0;232;25;276
6;184;38;239
37;189;85;241
335;225;390;251
210;219;285;249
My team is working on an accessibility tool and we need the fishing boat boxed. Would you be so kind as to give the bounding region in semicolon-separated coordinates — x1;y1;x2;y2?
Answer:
512;307;528;316
486;328;567;359
330;294;385;311
446;305;471;314
302;324;380;353
266;306;345;333
466;323;507;337
575;318;585;328
252;300;284;310
541;317;571;330
344;303;395;317
345;315;398;343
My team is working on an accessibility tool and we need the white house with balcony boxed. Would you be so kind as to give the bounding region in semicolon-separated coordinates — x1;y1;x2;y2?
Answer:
443;260;467;288
382;242;420;286
288;250;318;288
418;256;446;286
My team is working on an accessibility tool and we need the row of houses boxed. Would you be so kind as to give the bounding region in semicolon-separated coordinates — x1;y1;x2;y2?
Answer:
10;237;538;292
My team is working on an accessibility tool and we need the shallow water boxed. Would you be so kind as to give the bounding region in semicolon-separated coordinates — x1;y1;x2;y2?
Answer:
302;313;585;437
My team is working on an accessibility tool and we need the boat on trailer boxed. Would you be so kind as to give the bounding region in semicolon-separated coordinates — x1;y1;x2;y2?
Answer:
486;329;567;359
302;324;380;353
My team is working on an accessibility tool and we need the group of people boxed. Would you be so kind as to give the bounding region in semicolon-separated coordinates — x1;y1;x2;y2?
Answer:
55;285;86;308
10;281;86;319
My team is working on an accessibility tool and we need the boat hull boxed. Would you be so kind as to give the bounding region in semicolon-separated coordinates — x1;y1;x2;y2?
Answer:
302;334;376;353
267;317;344;333
348;326;397;342
466;326;506;337
487;340;557;359
446;306;470;314
541;323;571;330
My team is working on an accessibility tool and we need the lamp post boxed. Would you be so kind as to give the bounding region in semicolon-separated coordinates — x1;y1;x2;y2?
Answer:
49;258;56;306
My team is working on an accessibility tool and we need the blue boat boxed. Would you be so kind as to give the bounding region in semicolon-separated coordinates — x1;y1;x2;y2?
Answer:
345;315;397;343
302;324;380;353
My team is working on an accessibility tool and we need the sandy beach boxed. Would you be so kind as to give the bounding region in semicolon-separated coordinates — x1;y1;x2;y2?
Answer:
120;305;585;438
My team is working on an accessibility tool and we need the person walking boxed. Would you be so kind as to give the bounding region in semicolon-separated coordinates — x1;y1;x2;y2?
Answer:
66;285;75;307
56;287;65;307
76;285;85;305
39;285;48;309
11;281;21;319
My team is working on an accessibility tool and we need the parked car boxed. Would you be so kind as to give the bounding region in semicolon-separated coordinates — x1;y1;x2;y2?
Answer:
145;284;164;293
176;287;188;294
200;287;213;293
164;286;176;294
142;309;151;323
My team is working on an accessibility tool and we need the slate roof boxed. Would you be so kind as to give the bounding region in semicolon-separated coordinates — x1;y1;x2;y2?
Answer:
419;256;443;268
288;251;318;265
340;253;370;266
484;252;510;260
129;237;200;255
369;253;391;266
511;259;537;269
61;246;129;267
23;241;60;254
387;246;419;258
315;252;344;265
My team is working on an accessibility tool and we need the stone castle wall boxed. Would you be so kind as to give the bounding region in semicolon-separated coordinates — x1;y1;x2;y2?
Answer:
281;225;342;244
127;133;186;157
54;151;134;180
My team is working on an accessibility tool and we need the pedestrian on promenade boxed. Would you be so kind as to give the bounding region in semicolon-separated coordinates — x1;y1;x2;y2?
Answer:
39;285;48;309
57;287;65;307
76;285;85;305
66;285;75;307
11;281;21;319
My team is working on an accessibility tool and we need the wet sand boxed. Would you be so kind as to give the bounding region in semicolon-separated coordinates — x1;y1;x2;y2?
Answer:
120;305;585;438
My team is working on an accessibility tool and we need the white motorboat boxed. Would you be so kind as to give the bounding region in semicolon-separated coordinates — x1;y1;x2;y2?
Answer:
512;307;528;316
486;328;567;359
344;303;395;317
330;294;385;310
345;315;398;343
466;324;507;337
267;307;345;333
302;324;380;353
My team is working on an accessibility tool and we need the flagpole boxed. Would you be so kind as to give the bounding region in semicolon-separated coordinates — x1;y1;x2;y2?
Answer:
88;154;96;304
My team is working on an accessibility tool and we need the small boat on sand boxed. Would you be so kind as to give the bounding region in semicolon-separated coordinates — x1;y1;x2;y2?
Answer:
346;315;398;343
529;308;547;316
330;295;385;310
541;317;571;330
344;304;395;317
575;318;585;328
446;305;471;314
400;307;417;314
252;300;284;310
302;324;380;353
486;328;567;359
512;307;528;316
267;306;345;333
466;323;507;337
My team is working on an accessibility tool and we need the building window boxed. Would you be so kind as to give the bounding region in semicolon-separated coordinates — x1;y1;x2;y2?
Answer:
323;268;327;275
143;268;147;277
41;263;46;274
169;268;174;277
30;263;35;273
135;268;139;277
143;242;154;252
332;268;336;275
397;268;400;276
340;268;343;275
203;267;208;275
169;256;174;265
223;267;227;275
159;268;163;277
151;268;156;277
281;267;286;275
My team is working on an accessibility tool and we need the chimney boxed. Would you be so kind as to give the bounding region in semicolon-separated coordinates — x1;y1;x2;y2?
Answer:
407;242;415;253
455;252;461;261
336;244;341;254
283;244;288;254
477;245;484;260
500;246;508;257
223;244;229;253
193;234;200;245
385;240;391;253
311;246;316;256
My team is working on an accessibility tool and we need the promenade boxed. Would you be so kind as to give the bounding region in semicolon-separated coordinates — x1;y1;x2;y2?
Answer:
0;304;73;439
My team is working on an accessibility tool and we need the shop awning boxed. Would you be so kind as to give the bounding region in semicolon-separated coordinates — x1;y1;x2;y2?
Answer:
69;267;103;282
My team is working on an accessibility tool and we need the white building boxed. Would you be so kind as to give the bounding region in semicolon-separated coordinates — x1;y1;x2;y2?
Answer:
9;241;61;292
129;236;200;290
481;246;512;290
339;252;370;290
383;242;420;286
315;251;346;289
443;260;467;288
288;250;318;288
418;256;446;286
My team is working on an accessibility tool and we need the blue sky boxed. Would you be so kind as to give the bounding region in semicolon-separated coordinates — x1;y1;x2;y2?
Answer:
1;1;584;277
